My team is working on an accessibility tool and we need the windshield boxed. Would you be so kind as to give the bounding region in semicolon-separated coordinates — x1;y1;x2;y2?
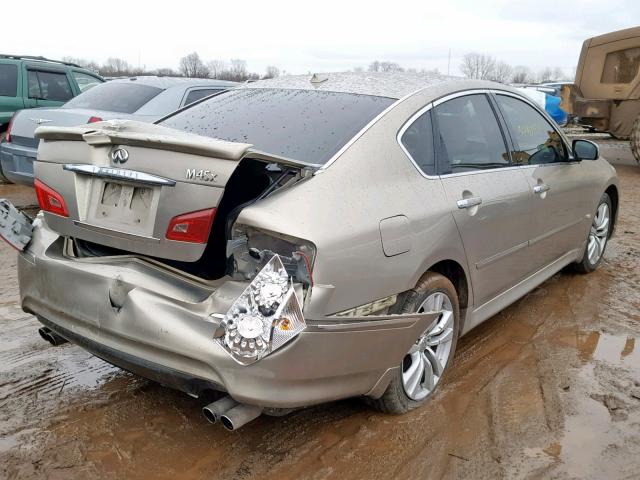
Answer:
161;88;395;164
63;82;163;114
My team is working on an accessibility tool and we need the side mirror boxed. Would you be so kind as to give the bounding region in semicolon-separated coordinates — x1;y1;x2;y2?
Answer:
572;139;599;161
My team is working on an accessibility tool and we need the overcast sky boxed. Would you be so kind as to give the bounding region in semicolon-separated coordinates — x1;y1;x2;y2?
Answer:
5;0;639;77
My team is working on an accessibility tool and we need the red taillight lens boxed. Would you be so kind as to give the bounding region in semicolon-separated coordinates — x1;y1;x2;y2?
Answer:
5;113;16;143
87;116;103;124
166;208;216;243
34;179;69;217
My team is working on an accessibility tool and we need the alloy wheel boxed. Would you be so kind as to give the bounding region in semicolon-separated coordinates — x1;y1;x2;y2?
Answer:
402;292;455;401
587;202;610;265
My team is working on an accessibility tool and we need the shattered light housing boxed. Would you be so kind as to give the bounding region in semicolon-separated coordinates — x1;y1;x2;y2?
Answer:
217;255;306;364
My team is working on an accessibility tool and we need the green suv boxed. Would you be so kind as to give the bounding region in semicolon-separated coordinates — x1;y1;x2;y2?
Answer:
0;54;104;141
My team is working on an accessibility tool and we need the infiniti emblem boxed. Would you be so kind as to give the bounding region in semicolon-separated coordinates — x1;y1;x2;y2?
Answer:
110;148;129;164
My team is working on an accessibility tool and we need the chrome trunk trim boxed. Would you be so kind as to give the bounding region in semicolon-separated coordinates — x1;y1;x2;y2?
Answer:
63;164;177;186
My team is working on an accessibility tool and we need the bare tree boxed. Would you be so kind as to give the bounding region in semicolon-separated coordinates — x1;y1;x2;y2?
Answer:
511;65;533;84
538;67;554;83
179;52;209;78
552;67;567;81
100;57;133;76
368;60;403;72
62;56;100;73
460;53;496;80
229;59;248;79
488;61;513;83
263;65;280;79
154;67;179;77
207;60;226;79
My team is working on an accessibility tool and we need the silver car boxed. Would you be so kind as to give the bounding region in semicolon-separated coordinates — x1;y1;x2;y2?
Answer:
0;76;237;185
1;72;618;430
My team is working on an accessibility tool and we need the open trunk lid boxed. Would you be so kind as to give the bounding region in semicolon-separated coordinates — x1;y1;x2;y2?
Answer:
34;120;261;262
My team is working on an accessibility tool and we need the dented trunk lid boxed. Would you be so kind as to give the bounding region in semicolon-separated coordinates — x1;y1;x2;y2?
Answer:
33;120;297;262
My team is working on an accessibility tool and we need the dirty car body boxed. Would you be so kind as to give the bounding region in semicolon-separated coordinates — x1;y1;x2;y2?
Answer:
7;73;619;426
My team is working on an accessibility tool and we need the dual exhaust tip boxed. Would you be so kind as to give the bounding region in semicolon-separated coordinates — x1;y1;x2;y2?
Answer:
38;327;69;346
202;396;263;431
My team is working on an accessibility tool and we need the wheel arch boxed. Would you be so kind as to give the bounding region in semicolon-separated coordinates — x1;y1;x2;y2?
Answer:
418;259;470;333
605;184;619;238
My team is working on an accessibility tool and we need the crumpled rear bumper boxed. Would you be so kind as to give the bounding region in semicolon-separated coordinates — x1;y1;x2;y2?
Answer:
18;219;438;408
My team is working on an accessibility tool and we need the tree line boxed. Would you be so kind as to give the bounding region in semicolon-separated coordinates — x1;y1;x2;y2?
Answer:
63;51;571;85
62;52;280;81
459;52;570;84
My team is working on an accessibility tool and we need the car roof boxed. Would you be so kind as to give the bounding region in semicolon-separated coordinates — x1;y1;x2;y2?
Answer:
241;72;471;100
108;76;238;90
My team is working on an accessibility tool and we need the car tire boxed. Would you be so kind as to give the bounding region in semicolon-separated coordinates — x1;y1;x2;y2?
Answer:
0;132;10;184
368;272;460;414
631;115;640;163
573;192;612;273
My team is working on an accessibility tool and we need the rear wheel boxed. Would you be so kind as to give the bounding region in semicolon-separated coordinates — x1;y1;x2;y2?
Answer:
573;193;612;273
631;115;640;163
369;272;460;414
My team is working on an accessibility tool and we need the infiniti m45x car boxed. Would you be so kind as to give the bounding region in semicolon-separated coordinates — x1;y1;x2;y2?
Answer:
0;72;618;430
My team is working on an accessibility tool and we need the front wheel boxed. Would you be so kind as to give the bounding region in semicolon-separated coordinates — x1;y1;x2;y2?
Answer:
369;272;460;414
573;193;612;273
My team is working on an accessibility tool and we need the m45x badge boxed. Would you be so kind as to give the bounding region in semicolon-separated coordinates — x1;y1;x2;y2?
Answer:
186;169;218;183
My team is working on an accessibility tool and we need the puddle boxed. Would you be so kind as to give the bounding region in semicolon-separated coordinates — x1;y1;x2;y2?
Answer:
558;331;640;479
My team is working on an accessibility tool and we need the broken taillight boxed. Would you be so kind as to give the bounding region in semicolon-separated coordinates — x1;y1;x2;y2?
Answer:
34;179;69;217
166;208;216;243
87;116;103;123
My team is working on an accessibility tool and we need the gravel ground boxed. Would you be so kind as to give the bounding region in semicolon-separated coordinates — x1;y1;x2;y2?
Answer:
0;139;639;480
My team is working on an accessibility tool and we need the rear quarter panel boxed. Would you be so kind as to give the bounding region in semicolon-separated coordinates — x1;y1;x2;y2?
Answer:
237;86;472;316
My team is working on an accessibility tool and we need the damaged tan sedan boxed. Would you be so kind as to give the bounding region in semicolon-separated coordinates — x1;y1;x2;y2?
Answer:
0;73;619;430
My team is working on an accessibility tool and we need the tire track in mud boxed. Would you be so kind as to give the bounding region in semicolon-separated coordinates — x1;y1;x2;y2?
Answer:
1;162;640;479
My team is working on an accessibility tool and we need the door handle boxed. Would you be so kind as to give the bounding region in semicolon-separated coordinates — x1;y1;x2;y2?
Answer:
533;184;550;194
457;197;482;209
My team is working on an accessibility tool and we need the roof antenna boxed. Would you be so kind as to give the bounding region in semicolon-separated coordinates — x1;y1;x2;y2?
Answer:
310;73;328;85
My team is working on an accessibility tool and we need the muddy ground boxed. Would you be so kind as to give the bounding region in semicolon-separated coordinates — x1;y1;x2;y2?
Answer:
1;140;639;480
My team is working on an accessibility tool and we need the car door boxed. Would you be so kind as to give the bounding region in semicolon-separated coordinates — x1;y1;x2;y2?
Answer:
0;62;24;124
434;93;536;308
25;69;74;109
493;92;592;270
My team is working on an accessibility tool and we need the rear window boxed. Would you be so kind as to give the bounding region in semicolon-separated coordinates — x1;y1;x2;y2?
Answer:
162;88;395;164
63;82;162;113
0;64;18;97
183;88;223;106
601;47;640;84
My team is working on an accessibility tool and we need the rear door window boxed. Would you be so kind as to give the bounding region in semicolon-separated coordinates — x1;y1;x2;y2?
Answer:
28;70;74;101
495;94;567;165
433;94;510;174
400;109;436;176
601;47;640;84
63;82;163;113
72;71;103;92
0;64;18;97
183;88;223;106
